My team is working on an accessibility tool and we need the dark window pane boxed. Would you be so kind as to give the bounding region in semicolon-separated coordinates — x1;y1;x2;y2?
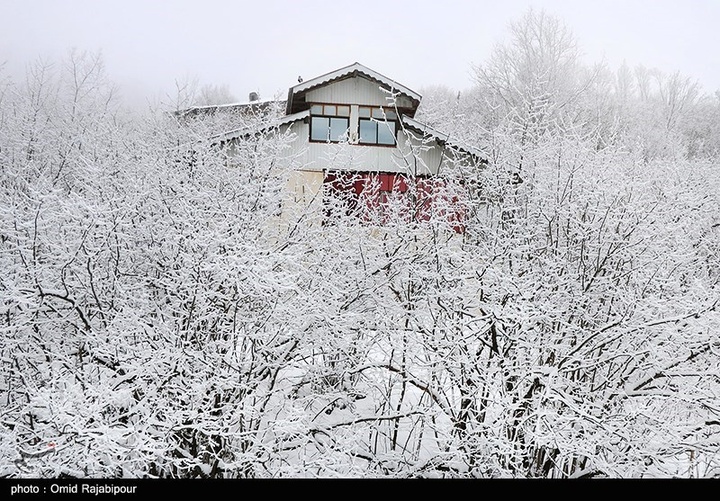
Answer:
385;110;397;120
377;121;396;145
311;116;329;141
329;117;349;141
359;119;377;144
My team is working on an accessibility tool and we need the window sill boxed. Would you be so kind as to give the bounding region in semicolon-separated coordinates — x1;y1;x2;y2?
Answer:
309;139;397;148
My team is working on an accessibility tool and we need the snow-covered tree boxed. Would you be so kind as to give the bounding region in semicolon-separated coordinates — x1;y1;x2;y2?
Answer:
1;21;719;479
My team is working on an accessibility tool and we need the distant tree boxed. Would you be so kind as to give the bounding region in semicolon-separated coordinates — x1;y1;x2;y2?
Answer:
683;91;720;158
472;10;589;140
166;73;199;112
194;83;238;106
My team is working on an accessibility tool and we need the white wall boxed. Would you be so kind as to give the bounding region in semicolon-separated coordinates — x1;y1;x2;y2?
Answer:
280;120;448;176
304;77;415;110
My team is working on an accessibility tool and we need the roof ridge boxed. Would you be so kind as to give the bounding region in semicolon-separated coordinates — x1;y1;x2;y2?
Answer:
286;63;422;115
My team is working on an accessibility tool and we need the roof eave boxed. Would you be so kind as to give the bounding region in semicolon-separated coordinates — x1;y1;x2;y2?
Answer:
401;115;487;163
285;87;294;116
212;109;310;144
287;63;422;114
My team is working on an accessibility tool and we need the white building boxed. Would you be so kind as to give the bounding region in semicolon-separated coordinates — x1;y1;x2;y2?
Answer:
210;62;485;227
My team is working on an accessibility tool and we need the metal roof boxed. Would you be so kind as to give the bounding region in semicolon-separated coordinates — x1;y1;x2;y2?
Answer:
184;98;279;112
211;109;310;143
286;62;422;115
401;115;486;161
175;99;285;120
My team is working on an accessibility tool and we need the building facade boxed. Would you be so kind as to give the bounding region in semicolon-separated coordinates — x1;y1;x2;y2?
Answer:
214;63;484;228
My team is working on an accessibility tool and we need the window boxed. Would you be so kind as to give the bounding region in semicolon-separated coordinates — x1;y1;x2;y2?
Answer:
359;107;397;145
310;104;350;142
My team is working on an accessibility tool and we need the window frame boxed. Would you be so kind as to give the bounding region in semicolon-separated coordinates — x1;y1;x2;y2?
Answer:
358;106;398;146
309;103;350;143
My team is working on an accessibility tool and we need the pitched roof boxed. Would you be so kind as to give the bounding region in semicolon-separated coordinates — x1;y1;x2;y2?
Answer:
286;62;422;115
211;109;310;144
174;98;283;119
401;115;486;161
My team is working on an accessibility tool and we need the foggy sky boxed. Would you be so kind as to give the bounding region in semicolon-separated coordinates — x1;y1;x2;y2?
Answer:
2;0;719;107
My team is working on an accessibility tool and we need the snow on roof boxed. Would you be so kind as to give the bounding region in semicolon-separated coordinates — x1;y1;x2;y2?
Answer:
211;109;310;143
401;115;486;161
176;99;284;117
292;63;421;101
287;62;422;114
190;97;278;110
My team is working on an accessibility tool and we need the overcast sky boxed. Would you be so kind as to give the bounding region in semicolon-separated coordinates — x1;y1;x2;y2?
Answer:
2;0;719;107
